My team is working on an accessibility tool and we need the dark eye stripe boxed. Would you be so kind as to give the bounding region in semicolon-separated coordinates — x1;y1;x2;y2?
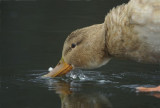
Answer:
64;39;84;56
64;47;72;56
76;38;84;45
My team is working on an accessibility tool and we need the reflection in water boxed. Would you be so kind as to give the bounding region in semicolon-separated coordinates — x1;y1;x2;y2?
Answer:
49;80;112;108
25;68;160;108
39;69;113;108
150;93;160;99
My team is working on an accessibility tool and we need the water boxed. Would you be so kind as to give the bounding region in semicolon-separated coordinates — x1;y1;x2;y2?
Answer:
1;0;160;108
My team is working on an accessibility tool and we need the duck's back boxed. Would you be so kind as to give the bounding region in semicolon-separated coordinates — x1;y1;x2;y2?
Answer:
105;0;160;63
129;0;160;63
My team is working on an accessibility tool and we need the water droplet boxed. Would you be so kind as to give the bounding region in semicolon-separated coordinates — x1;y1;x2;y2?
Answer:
79;73;87;80
48;67;53;71
70;73;77;79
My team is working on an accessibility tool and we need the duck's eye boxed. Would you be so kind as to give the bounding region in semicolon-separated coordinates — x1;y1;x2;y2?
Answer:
71;43;76;48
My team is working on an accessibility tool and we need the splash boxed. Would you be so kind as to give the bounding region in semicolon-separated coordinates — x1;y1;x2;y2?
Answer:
66;69;88;80
48;67;53;71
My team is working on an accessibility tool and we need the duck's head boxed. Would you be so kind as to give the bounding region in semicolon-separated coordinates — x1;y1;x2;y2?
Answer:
44;24;111;77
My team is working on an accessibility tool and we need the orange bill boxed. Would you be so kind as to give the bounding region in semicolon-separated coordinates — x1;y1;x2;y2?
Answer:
43;58;73;77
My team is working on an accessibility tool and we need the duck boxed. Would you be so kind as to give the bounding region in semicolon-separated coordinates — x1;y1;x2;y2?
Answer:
44;0;160;92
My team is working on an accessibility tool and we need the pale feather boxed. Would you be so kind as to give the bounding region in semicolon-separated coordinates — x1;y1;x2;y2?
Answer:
129;0;160;51
105;0;160;63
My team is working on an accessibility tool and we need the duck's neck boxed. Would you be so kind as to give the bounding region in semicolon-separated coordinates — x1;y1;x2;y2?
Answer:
104;4;142;61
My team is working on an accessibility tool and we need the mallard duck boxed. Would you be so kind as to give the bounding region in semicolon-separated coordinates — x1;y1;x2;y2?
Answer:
44;0;160;92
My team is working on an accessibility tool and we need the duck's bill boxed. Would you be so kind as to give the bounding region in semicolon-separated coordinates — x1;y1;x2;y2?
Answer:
43;58;73;77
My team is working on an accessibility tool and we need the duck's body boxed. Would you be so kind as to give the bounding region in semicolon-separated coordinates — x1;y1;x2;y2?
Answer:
44;0;160;93
105;0;160;63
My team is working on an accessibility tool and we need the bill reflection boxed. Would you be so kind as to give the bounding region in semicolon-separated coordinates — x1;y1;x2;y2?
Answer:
50;80;112;108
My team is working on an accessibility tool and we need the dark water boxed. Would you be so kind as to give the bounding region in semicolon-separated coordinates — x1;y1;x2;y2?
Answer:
1;0;160;108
